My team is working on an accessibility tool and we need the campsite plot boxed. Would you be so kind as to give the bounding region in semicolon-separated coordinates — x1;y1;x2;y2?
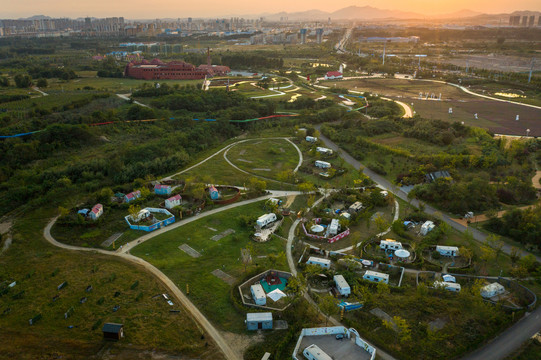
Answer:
131;200;290;331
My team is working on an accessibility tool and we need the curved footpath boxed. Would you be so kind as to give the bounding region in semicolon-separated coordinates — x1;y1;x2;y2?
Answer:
314;126;541;360
285;194;398;360
43;191;301;360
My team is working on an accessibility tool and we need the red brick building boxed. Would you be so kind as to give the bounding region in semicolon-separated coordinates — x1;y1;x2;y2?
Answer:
124;58;208;80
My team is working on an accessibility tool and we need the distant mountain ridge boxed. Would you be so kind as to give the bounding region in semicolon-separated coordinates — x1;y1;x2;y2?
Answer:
262;6;487;21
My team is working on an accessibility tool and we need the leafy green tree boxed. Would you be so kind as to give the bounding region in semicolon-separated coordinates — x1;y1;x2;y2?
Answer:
319;294;338;326
0;76;9;87
14;74;32;88
36;78;48;88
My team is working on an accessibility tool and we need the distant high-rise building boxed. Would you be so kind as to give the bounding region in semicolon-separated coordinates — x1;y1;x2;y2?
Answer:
528;15;535;27
328;17;331;25
538;16;541;26
511;15;521;26
521;16;528;26
316;28;323;44
299;28;307;44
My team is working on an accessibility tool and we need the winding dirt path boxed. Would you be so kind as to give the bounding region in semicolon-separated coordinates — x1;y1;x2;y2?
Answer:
44;215;241;360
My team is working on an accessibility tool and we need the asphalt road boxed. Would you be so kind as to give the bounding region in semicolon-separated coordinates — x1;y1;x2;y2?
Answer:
315;126;541;359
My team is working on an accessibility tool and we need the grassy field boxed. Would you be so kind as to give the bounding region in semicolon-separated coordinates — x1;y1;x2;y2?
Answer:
130;200;292;332
226;138;300;181
0;208;221;359
46;73;205;93
324;77;541;137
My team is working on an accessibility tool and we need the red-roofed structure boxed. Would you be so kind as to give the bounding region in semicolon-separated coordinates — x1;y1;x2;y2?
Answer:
325;71;343;80
124;59;208;80
124;190;141;203
165;194;182;209
90;204;103;220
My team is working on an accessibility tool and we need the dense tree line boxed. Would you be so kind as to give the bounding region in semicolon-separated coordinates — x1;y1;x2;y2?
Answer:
28;65;77;80
485;206;541;246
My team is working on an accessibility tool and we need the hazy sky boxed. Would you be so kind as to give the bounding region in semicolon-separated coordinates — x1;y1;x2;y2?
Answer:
3;0;540;18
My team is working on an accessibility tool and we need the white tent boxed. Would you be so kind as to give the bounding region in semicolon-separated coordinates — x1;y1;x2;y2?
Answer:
394;249;410;258
267;289;287;302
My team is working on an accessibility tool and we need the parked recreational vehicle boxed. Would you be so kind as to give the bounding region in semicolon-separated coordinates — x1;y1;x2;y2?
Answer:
305;136;318;143
314;160;331;169
250;284;266;305
256;213;277;228
363;270;389;284
349;201;364;213
307;256;331;269
436;245;459;257
434;281;461;292
328;218;340;236
334;275;351;296
380;239;403;251
303;344;332;360
316;147;333;155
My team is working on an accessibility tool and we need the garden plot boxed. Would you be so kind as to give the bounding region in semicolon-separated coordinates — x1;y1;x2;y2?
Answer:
211;229;235;241
211;269;237;285
179;244;201;258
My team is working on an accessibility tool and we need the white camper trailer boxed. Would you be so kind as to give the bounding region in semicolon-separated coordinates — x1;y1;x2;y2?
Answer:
303;344;332;360
316;147;333;155
250;284;266;306
305;136;318;143
436;245;460;257
434;281;461;292
327;218;340;236
363;270;389;284
256;213;277;228
306;256;331;269
380;239;403;251
334;275;351;296
314;160;331;169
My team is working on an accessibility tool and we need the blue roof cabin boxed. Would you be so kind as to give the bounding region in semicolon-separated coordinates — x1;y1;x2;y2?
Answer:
154;184;172;195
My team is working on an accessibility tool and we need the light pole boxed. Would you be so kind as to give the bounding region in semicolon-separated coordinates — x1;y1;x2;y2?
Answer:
526;129;530;137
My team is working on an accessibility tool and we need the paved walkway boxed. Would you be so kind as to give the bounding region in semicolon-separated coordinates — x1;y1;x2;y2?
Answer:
116;93;150;108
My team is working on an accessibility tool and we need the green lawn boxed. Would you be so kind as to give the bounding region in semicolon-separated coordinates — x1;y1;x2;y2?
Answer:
226;138;300;181
130;200;290;332
0;208;220;359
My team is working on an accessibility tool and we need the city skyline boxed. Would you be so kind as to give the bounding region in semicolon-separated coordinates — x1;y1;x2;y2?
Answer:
3;0;541;19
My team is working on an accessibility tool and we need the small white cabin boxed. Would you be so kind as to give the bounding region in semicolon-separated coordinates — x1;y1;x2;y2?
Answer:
305;136;318;143
307;256;331;269
481;282;505;299
380;239;403;251
363;270;389;284
434;281;461;292
316;147;333;155
303;344;333;360
334;275;351;296
420;221;435;236
256;213;277;228
165;194;182;209
436;245;459;257
314;160;331;169
250;284;266;306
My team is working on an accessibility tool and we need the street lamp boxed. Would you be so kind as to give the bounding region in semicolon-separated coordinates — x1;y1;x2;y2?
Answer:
526;129;530;137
